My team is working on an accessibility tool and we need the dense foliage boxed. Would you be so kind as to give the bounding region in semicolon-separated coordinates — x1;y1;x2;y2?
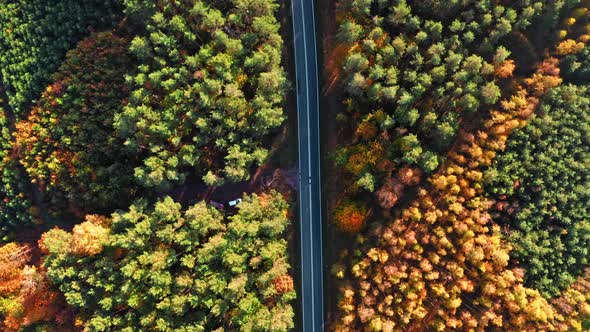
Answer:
335;62;561;331
333;0;544;201
485;84;590;296
331;1;590;331
15;31;137;216
0;0;296;330
42;191;295;331
2;0;590;329
115;0;287;190
0;97;32;242
0;0;121;116
333;59;583;330
550;267;590;330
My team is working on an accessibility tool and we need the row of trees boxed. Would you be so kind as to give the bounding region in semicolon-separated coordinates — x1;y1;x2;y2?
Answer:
0;0;121;116
42;191;295;331
115;0;288;191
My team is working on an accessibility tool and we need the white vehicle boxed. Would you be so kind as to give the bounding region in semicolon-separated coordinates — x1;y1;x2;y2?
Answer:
228;198;242;207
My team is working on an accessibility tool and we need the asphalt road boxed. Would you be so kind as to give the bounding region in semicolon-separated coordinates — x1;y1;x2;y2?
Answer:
291;0;324;330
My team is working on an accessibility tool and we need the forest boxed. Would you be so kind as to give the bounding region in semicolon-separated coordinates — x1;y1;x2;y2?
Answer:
0;0;589;331
324;0;590;331
0;0;295;330
325;0;590;331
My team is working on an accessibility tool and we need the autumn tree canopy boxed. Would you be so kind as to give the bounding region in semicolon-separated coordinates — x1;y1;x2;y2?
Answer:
15;31;138;216
42;191;296;331
333;0;545;203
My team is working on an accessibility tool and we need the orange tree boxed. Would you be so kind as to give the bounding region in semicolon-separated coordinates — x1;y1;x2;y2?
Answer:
334;200;369;233
0;243;73;330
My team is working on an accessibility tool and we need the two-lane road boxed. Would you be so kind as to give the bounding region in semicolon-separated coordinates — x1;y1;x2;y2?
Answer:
291;0;324;330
